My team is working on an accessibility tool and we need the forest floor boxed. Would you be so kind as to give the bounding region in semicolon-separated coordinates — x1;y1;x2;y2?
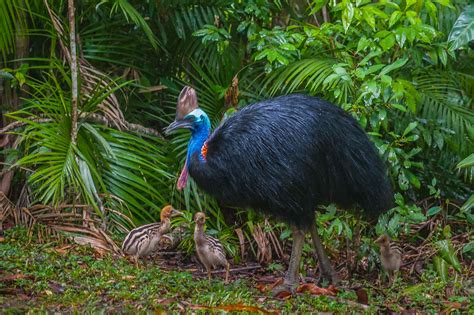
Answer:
0;227;471;314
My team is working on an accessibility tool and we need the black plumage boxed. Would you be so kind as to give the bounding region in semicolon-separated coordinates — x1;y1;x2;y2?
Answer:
189;94;392;228
166;87;393;291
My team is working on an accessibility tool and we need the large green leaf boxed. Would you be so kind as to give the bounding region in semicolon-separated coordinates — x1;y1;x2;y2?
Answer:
448;5;474;50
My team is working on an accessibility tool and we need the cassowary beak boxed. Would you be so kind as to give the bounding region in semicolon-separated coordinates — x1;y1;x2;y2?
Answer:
164;119;193;135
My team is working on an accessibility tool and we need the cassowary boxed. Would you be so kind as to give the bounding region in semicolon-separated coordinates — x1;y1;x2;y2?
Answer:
165;86;393;293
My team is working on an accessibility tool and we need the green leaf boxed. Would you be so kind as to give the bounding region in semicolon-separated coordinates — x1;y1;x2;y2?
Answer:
463;242;474;254
448;5;474;50
460;194;474;212
357;37;371;52
342;2;355;33
379;33;396;51
391;103;407;112
380;58;408;76
389;11;403;28
457;153;474;169
405;0;417;10
433;0;450;6
433;256;448;282
435;240;462;272
427;206;442;216
404;169;421;189
403;121;417;136
362;9;376;30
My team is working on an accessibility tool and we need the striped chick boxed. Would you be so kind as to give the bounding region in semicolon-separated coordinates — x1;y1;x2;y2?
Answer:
375;234;403;286
122;205;182;267
193;212;230;283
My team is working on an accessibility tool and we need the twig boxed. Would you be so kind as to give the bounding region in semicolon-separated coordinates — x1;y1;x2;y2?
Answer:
0;114;162;138
196;264;262;275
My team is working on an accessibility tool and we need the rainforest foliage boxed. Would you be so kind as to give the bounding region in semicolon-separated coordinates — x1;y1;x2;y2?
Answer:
0;0;473;298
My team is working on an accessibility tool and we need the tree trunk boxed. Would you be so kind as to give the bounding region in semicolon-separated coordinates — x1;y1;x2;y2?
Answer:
0;4;29;197
68;0;79;144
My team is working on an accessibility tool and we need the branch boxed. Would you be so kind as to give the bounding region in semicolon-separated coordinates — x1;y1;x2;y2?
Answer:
0;114;163;138
68;0;79;144
322;5;330;23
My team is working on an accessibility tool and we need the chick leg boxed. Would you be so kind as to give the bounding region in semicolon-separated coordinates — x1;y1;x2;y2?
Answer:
224;262;230;284
272;226;304;295
309;220;338;285
206;266;212;283
387;270;394;287
134;255;139;268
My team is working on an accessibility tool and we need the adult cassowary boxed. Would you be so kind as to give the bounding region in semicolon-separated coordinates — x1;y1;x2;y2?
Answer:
165;86;393;293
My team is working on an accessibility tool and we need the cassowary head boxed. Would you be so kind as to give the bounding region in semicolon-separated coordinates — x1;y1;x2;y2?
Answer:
374;234;390;246
160;205;183;221
164;86;209;135
164;87;212;191
194;211;207;226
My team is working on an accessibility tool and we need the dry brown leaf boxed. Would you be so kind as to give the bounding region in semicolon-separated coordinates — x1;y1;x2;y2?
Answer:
0;274;32;282
355;287;369;305
48;281;65;294
274;290;292;300
156;297;176;305
256;283;267;293
256;278;284;293
54;245;73;254
296;283;338;296
121;275;136;280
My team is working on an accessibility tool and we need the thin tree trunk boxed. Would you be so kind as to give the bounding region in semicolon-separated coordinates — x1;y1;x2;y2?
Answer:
68;0;79;144
0;2;29;196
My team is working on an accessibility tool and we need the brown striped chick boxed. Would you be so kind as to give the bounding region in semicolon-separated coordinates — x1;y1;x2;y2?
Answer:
193;212;230;283
122;205;182;267
375;234;402;286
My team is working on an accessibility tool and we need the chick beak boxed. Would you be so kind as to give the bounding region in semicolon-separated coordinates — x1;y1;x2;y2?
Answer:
170;209;183;217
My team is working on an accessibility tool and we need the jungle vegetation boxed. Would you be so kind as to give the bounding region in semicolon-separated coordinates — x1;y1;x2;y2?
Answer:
0;0;473;312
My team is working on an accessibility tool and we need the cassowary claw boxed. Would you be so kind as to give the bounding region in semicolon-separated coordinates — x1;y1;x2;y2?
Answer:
271;281;297;297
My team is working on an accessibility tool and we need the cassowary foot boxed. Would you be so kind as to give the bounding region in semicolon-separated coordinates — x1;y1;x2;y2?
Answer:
271;280;297;297
317;269;339;286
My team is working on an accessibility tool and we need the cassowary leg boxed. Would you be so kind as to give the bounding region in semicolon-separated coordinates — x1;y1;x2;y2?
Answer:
309;221;338;285
272;226;305;295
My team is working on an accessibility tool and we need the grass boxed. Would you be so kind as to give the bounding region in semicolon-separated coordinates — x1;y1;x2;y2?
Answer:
0;227;471;314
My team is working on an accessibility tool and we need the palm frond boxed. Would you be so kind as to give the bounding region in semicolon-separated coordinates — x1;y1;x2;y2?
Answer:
415;71;474;155
108;0;161;50
0;0;29;63
263;58;338;98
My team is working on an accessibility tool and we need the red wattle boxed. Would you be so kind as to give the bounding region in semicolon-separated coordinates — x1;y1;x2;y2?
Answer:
177;165;189;191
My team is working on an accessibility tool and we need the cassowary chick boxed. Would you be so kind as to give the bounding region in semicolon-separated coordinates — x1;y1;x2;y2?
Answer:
194;212;230;283
122;205;182;267
375;234;402;285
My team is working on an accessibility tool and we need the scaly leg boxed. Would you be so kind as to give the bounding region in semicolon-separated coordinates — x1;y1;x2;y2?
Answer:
272;226;305;295
309;220;338;285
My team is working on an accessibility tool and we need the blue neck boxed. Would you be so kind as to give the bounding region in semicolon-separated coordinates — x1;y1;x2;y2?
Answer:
187;113;211;163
